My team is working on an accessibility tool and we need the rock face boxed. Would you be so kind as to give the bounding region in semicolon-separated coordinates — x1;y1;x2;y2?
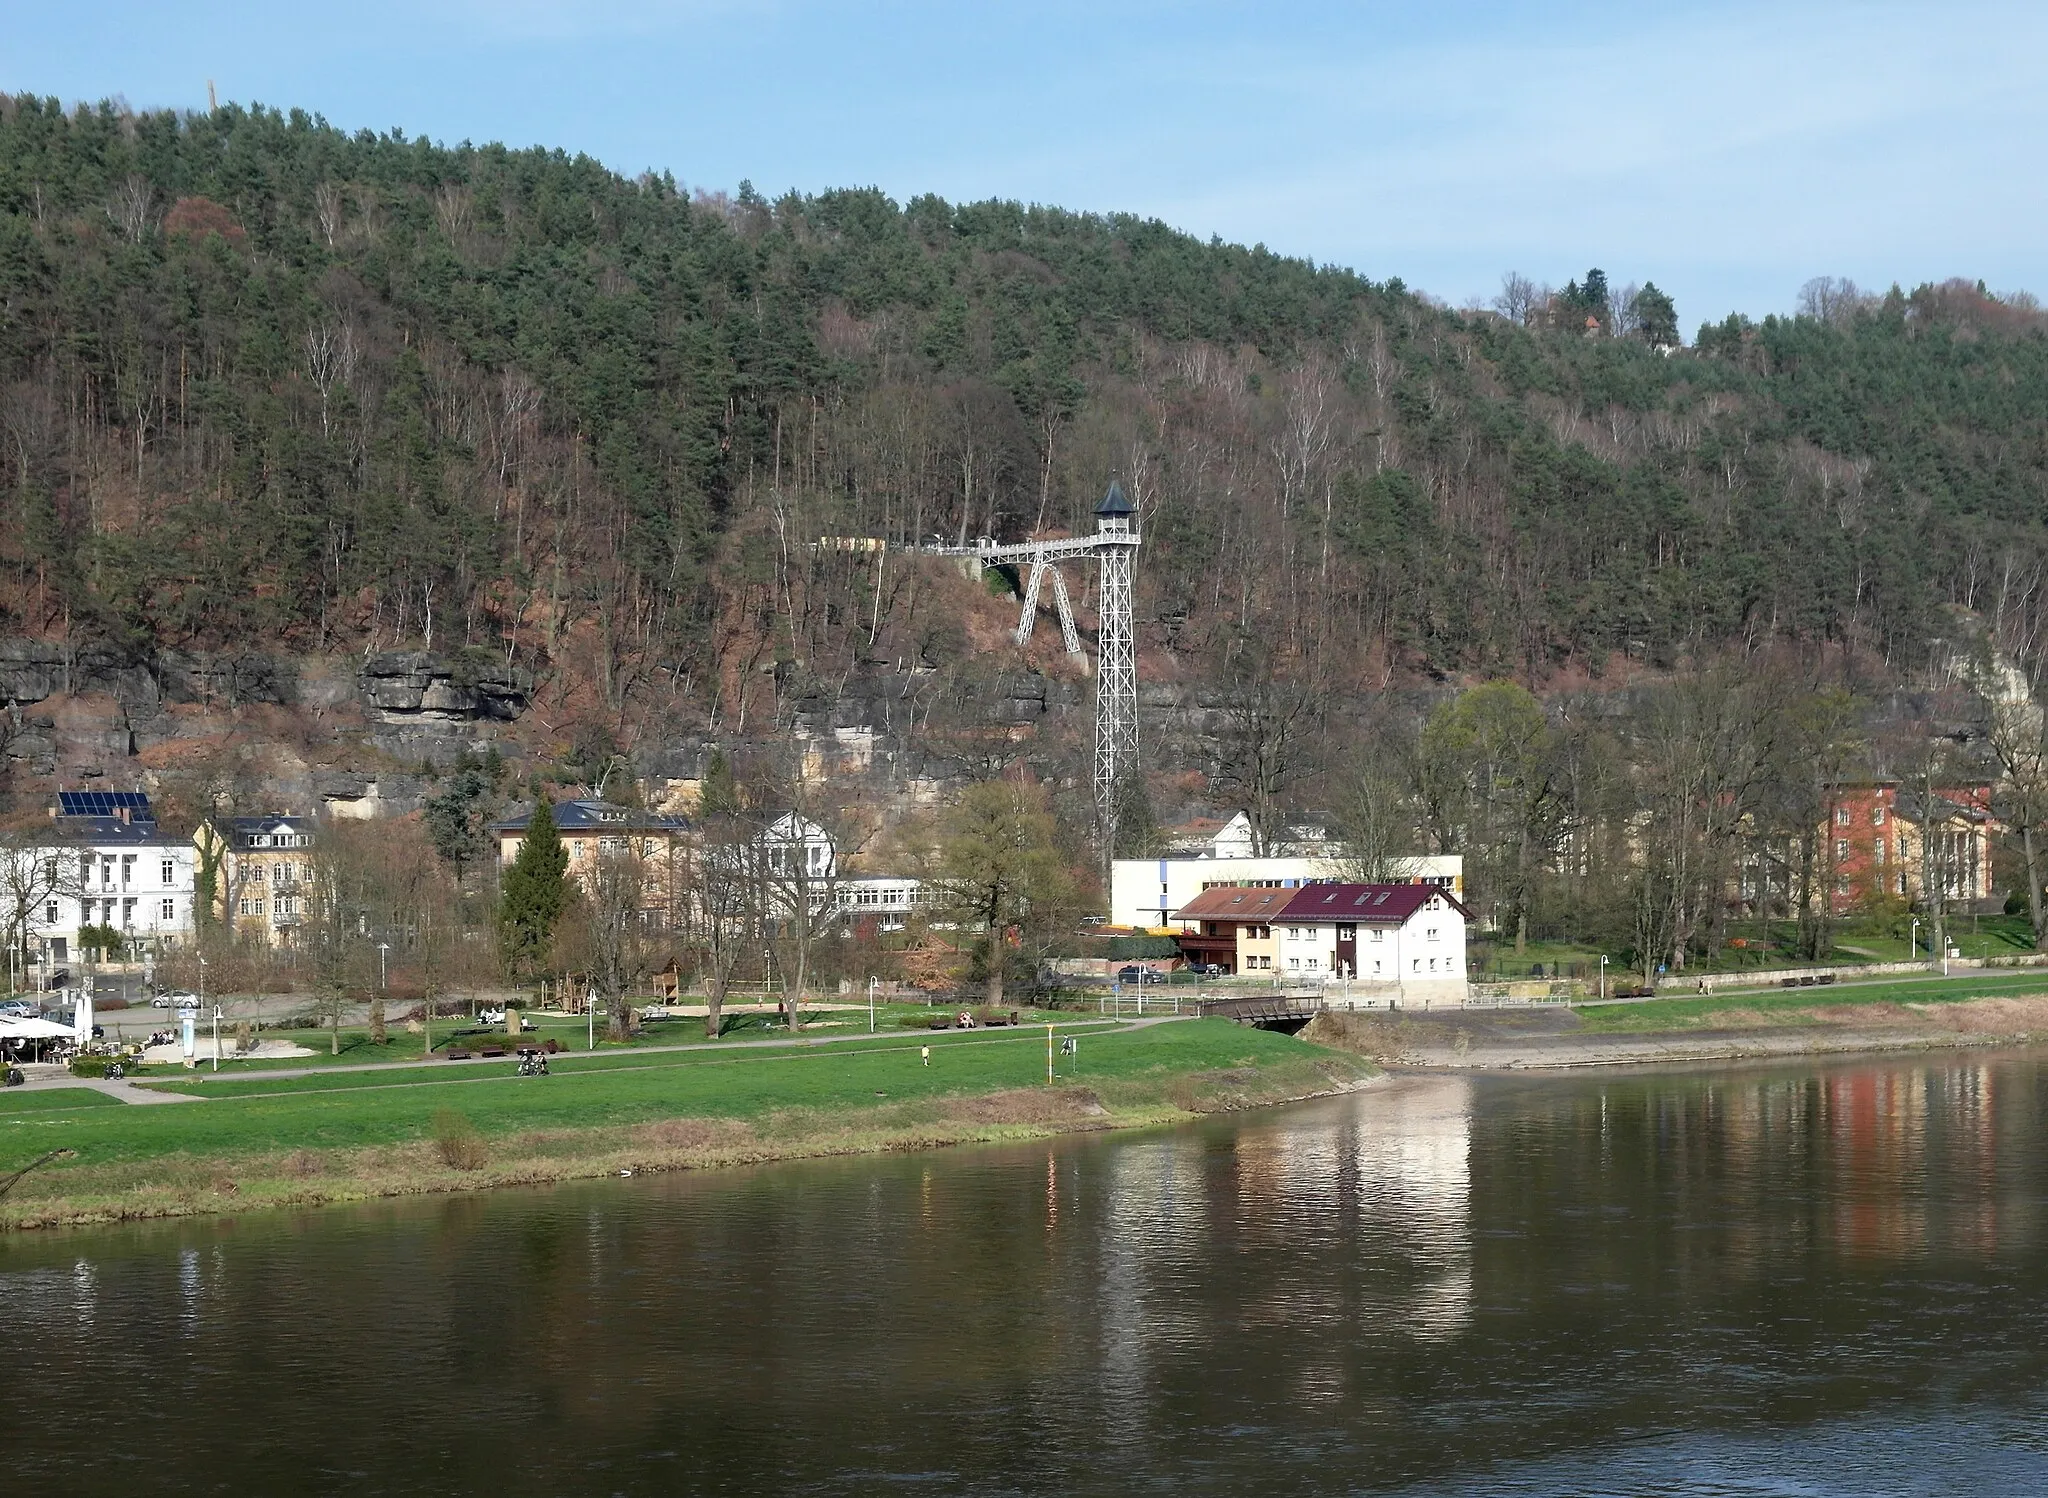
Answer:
358;652;531;722
0;638;296;709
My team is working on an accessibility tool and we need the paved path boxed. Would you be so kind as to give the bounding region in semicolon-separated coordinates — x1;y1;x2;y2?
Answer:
140;1016;1174;1091
13;1073;201;1104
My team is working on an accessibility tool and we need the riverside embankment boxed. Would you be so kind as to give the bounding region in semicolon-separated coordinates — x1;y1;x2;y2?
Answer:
1306;969;2048;1070
0;1019;1376;1232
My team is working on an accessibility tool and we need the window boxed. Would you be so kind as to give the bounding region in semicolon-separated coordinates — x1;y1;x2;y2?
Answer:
275;896;296;917
100;860;113;889
1306;956;1321;970
1899;872;1909;895
1287;956;1301;970
1372;960;1383;975
271;863;285;885
1835;876;1850;895
1429;958;1437;972
1835;808;1851;826
121;898;135;926
1411;959;1421;973
44;900;57;924
121;855;135;886
239;898;264;917
1875;838;1886;864
1370;929;1384;942
1834;840;1849;860
1425;927;1439;942
161;858;176;884
161;898;175;921
1873;806;1886;825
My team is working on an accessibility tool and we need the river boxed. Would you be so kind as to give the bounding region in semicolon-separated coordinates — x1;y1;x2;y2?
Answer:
8;1052;2048;1495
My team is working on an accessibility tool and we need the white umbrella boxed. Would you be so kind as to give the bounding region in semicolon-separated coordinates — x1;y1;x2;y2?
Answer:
74;988;93;1047
0;1017;80;1040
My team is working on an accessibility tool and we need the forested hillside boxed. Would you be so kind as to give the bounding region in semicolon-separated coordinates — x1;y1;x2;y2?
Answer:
6;94;2048;723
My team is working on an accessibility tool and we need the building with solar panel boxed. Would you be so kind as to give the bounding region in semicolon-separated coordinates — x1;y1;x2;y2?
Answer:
27;790;198;972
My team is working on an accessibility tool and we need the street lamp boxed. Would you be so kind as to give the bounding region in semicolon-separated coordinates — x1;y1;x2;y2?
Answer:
1910;918;1919;961
377;942;390;989
866;976;878;1035
1599;954;1608;1001
211;1004;221;1073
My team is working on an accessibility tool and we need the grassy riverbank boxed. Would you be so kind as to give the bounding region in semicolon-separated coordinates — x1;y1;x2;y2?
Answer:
0;1021;1374;1232
1305;969;2048;1071
1574;969;2048;1032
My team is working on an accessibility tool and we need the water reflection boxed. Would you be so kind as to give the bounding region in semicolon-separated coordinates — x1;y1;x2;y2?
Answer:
3;1052;2047;1495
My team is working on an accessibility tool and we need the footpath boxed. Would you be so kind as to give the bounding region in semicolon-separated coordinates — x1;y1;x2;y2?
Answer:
72;1016;1166;1096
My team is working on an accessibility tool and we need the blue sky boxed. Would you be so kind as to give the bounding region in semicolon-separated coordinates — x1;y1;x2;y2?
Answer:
6;1;2041;332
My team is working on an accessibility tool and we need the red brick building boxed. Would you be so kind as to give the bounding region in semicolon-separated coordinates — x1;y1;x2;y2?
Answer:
1822;781;1999;914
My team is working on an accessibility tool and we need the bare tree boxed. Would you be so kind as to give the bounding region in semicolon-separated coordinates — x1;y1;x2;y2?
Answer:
1797;277;1866;325
0;830;85;990
582;850;661;1040
313;182;345;249
105;174;157;242
303;320;360;438
1983;682;2048;949
1493;272;1539;326
1210;653;1324;855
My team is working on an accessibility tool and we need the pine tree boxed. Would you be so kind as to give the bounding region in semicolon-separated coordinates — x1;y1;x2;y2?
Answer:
498;799;568;978
700;749;742;814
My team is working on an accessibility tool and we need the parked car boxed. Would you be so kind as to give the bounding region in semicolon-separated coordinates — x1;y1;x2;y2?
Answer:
0;999;35;1018
1187;963;1226;978
152;990;198;1009
1077;916;1109;929
1115;965;1167;986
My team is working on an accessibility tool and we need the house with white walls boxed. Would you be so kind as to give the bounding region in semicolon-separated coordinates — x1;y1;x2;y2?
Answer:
1172;881;1471;1008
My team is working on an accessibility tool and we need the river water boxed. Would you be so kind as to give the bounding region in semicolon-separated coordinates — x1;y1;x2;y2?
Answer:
9;1053;2048;1495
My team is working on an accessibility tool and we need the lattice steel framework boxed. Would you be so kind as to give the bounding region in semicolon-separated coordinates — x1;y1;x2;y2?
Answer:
1091;505;1139;845
919;482;1141;848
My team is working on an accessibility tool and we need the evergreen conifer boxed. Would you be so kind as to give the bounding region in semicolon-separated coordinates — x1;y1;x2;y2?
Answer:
498;799;568;977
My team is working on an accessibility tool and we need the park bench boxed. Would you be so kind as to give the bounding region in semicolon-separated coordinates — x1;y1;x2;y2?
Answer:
480;1045;506;1059
444;1049;473;1061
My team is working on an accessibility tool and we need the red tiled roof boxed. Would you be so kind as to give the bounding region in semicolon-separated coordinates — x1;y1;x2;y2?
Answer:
1276;883;1469;924
1170;885;1296;922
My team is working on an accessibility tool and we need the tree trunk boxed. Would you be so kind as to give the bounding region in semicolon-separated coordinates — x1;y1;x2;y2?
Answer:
608;989;630;1043
985;947;1004;1010
369;997;386;1045
2025;823;2047;953
705;970;726;1041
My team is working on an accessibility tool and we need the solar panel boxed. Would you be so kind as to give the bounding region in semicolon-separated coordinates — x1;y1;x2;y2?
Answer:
58;790;155;820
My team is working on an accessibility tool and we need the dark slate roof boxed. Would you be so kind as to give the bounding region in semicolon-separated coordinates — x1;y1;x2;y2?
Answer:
1094;480;1135;517
53;815;183;847
489;800;689;834
224;815;317;848
1278;882;1471;925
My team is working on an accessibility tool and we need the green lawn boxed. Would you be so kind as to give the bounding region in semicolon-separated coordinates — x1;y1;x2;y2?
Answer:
1575;968;2048;1032
196;1002;1072;1071
0;1088;127;1115
11;1020;1308;1176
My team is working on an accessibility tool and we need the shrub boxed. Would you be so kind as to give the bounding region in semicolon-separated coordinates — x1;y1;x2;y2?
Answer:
1106;936;1180;959
432;1109;488;1171
68;1055;112;1078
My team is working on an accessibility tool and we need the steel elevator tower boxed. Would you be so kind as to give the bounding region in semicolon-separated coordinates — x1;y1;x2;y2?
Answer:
921;482;1141;847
